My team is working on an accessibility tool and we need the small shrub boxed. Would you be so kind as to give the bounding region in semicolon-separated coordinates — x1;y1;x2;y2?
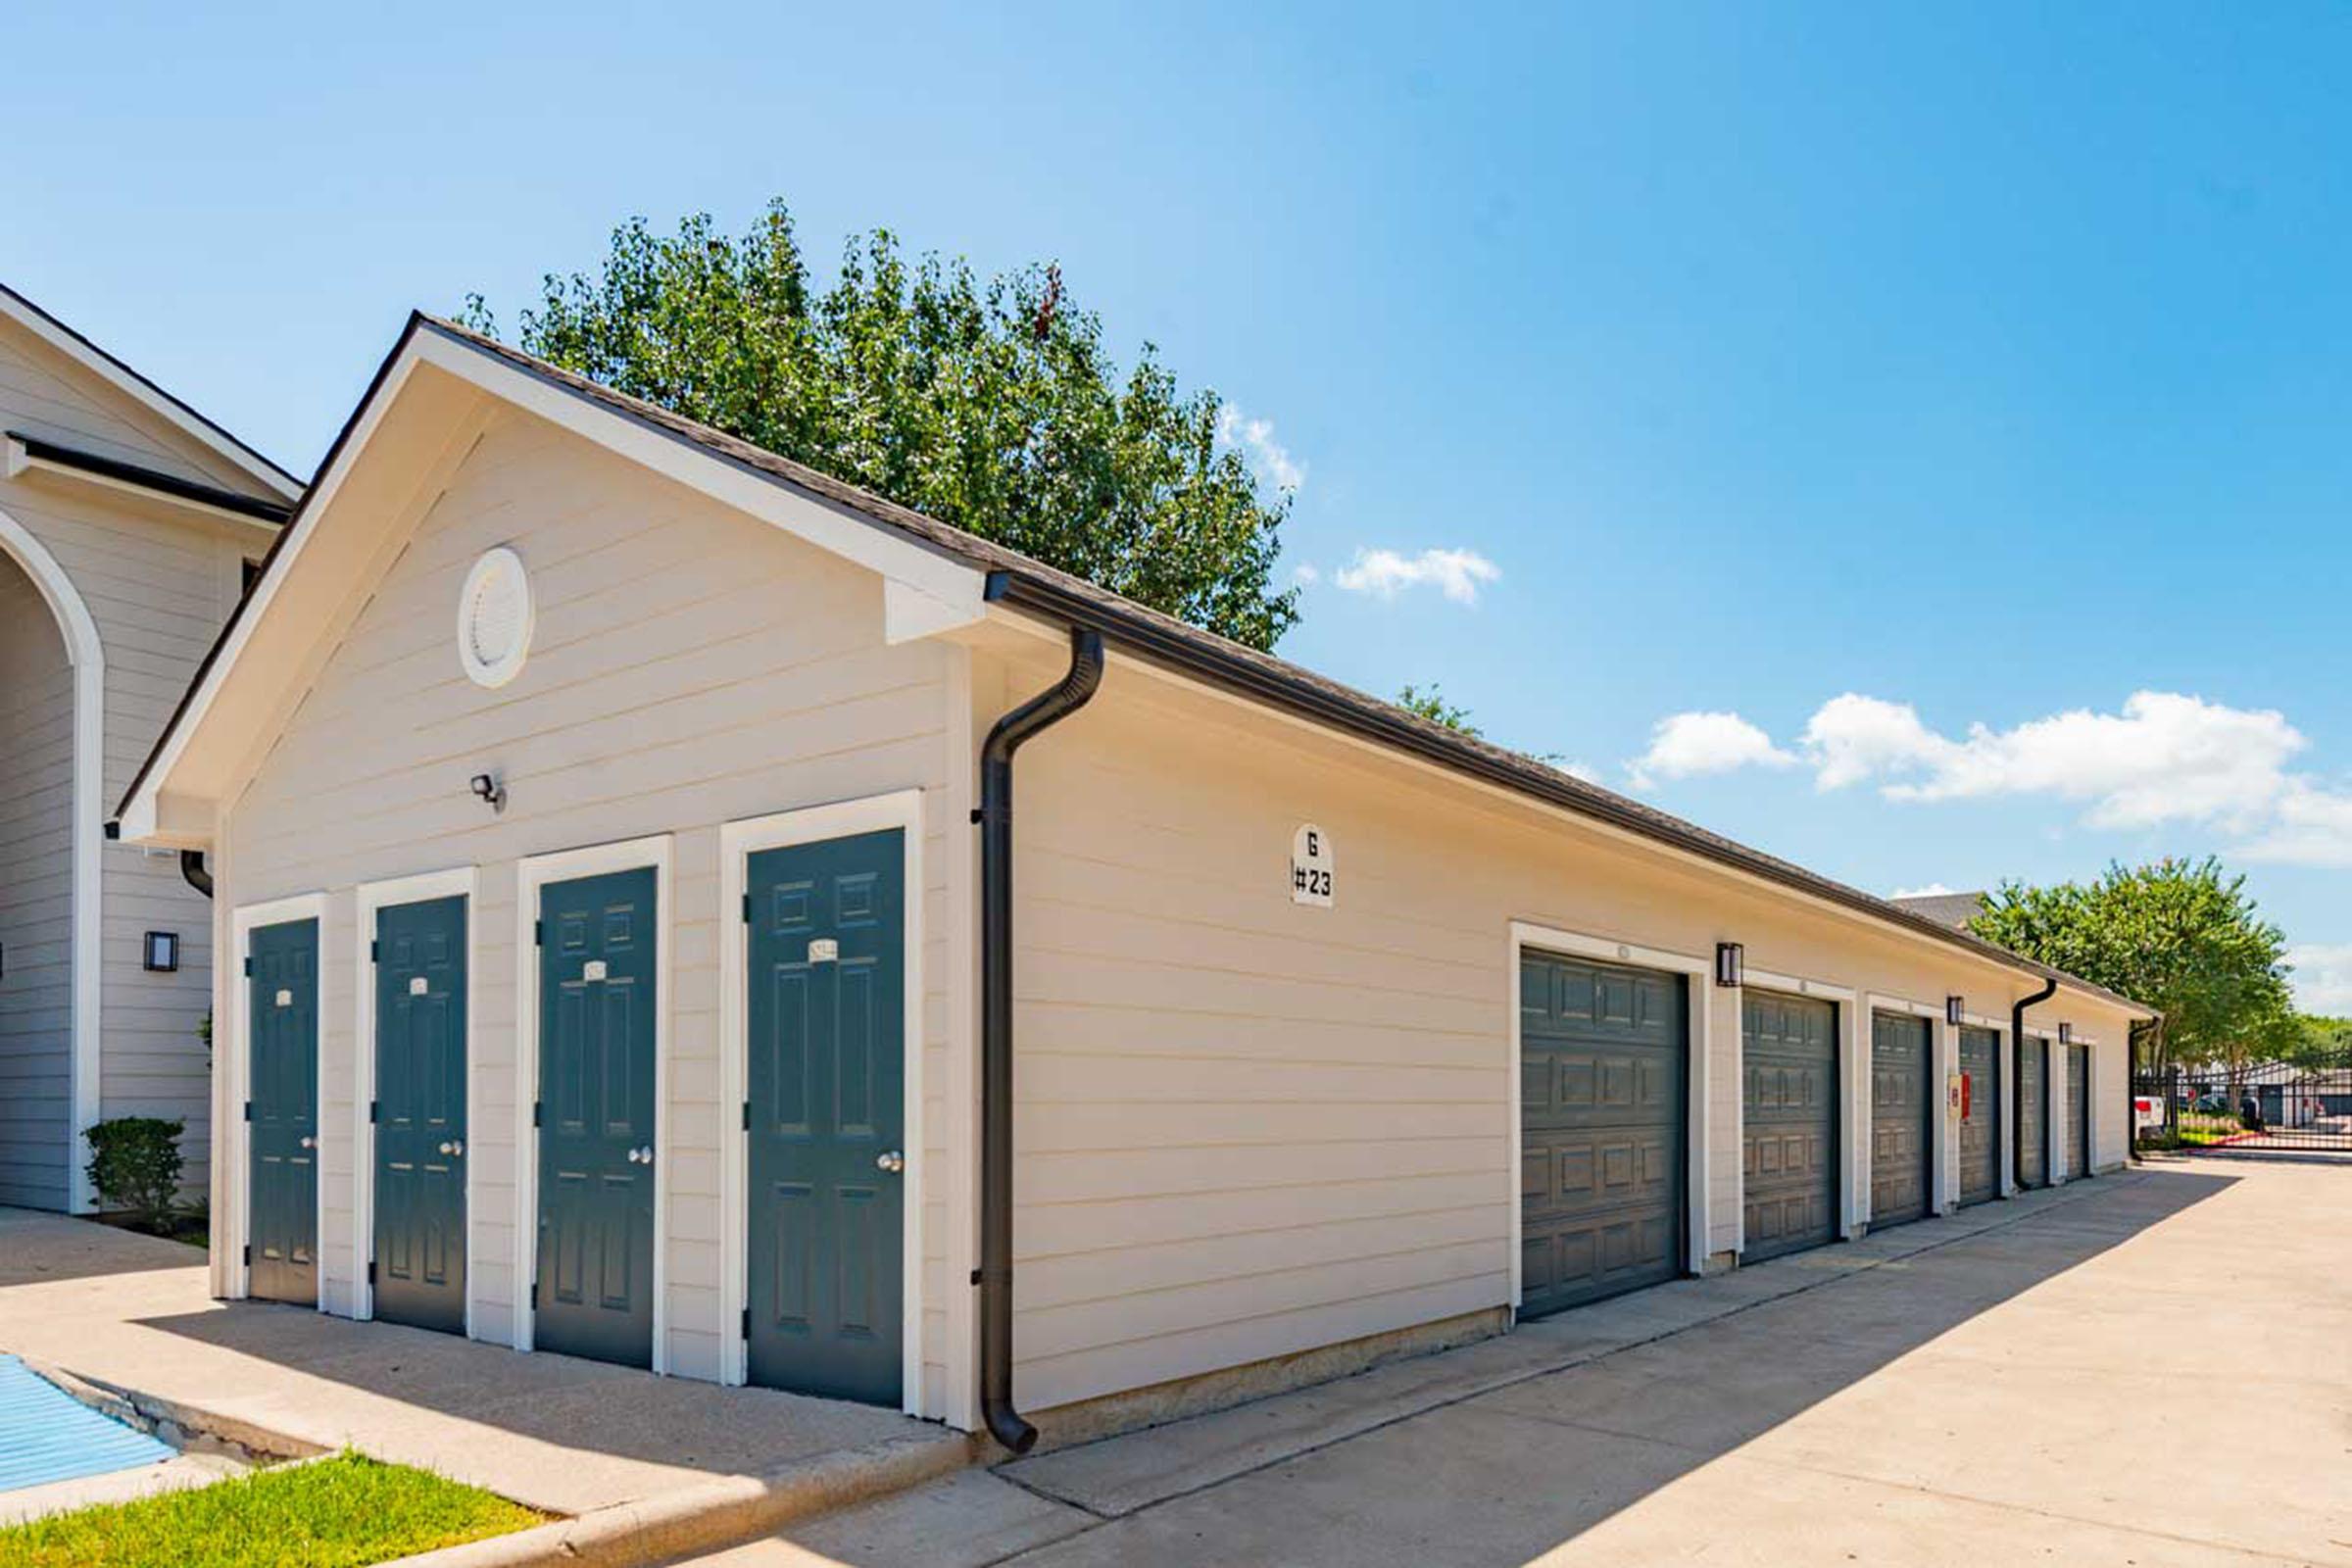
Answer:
84;1117;185;1233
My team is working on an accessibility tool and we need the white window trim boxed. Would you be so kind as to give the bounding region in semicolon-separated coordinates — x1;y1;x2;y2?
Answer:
352;866;479;1333
718;790;928;1418
226;890;330;1304
1506;921;1714;1310
0;509;105;1213
513;835;673;1371
1737;968;1866;1243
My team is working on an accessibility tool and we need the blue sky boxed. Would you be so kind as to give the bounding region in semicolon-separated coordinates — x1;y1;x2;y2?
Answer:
10;3;2352;1003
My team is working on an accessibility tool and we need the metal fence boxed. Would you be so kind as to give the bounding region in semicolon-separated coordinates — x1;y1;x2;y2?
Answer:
2133;1051;2352;1154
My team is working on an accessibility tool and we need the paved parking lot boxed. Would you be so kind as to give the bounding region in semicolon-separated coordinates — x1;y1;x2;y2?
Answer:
705;1156;2349;1567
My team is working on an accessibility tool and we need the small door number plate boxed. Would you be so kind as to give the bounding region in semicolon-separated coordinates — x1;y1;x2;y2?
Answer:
582;958;608;982
409;976;430;996
808;939;839;963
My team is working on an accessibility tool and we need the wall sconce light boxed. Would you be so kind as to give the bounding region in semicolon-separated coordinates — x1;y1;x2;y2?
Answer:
2059;1021;2073;1045
1714;942;1743;988
1946;995;1965;1026
143;931;179;972
469;772;508;814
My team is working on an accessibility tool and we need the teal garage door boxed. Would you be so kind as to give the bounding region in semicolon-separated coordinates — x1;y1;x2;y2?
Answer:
1957;1026;2000;1207
2065;1044;2089;1179
535;867;658;1368
1520;952;1686;1316
372;895;467;1336
1741;991;1838;1262
745;829;906;1405
247;917;318;1306
2015;1038;2046;1190
1869;1011;1932;1229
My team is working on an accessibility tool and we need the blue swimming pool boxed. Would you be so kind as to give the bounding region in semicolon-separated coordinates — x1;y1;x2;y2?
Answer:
0;1354;172;1494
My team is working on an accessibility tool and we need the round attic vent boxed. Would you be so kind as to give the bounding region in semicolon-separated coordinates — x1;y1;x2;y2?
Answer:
458;547;533;688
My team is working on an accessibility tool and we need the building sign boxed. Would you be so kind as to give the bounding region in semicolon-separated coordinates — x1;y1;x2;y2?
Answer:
1290;823;1335;907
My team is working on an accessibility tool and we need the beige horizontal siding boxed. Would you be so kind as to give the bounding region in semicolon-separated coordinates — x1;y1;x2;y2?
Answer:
0;564;74;1208
226;406;957;1403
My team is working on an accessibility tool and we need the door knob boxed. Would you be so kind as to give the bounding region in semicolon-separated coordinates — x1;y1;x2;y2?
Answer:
439;1141;466;1157
875;1150;905;1174
299;1135;317;1150
627;1145;654;1165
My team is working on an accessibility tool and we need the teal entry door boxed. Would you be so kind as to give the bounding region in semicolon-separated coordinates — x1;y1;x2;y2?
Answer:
745;828;906;1405
247;917;319;1305
372;895;468;1335
535;867;659;1368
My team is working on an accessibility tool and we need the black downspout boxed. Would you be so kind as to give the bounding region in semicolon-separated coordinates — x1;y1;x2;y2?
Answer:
179;851;214;900
2012;977;2056;1188
978;625;1104;1454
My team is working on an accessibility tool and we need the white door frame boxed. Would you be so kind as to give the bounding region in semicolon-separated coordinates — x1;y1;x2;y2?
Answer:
0;508;105;1213
1950;1008;2011;1201
352;866;478;1332
1506;921;1714;1309
1740;967;1862;1244
513;834;673;1371
719;789;926;1416
1864;993;1948;1223
226;890;330;1304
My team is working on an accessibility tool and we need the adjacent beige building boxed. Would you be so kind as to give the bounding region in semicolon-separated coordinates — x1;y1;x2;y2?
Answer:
117;316;2149;1442
0;284;298;1212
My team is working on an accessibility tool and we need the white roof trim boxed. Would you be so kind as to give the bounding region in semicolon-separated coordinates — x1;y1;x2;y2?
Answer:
118;322;987;843
0;286;302;500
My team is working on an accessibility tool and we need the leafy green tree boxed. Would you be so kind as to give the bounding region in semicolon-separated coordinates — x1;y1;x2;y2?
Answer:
1968;857;2291;1073
462;203;1298;650
1396;684;1479;736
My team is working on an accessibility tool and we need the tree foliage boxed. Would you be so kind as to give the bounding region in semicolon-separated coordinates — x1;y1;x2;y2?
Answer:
1968;857;2290;1070
462;203;1298;650
1396;683;1480;736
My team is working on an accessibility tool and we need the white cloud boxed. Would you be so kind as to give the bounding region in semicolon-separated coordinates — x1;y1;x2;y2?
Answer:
1801;690;2306;831
2236;781;2352;868
1890;882;1957;900
2286;943;2352;1014
1556;759;1602;785
1291;563;1320;586
1333;547;1501;606
1630;711;1796;789
1216;404;1304;493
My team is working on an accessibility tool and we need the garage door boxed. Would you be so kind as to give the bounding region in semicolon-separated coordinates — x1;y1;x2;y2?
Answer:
2065;1044;2089;1179
1742;991;1838;1262
2015;1038;2046;1190
1520;951;1686;1316
1869;1011;1932;1229
1957;1026;2000;1207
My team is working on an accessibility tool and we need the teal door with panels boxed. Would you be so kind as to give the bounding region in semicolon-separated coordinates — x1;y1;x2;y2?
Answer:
247;918;319;1306
1741;990;1838;1262
1957;1026;2000;1207
2015;1038;2047;1189
745;828;906;1405
1869;1011;1932;1229
372;895;468;1336
535;867;658;1368
1519;951;1687;1317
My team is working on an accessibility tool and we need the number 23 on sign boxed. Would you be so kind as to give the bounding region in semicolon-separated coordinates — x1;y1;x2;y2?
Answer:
1291;823;1335;907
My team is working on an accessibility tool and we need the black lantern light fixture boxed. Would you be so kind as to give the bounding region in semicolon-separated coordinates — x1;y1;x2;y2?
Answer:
1945;995;1966;1026
1714;942;1743;988
143;931;179;973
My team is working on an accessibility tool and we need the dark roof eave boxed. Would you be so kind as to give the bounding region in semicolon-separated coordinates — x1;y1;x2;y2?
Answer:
8;431;292;523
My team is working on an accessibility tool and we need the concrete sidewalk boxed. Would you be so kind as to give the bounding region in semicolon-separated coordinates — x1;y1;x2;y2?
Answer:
693;1157;2347;1567
0;1210;969;1526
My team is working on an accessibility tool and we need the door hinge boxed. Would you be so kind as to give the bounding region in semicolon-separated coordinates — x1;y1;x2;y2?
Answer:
242;956;253;976
243;1244;252;1267
368;1100;379;1125
740;1306;751;1340
369;938;380;963
367;1260;376;1285
533;918;544;947
529;1279;538;1308
532;1101;542;1129
741;1102;750;1131
242;1101;253;1122
741;892;753;924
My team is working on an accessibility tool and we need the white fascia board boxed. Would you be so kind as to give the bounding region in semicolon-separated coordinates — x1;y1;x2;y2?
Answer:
0;291;302;499
119;327;986;844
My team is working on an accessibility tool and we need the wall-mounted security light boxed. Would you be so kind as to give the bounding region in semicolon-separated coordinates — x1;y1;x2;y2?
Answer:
143;931;179;972
1946;995;1966;1026
1714;942;1743;988
2059;1021;2074;1045
469;772;508;814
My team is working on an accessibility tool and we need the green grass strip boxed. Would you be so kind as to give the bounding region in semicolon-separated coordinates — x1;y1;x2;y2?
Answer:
0;1450;542;1567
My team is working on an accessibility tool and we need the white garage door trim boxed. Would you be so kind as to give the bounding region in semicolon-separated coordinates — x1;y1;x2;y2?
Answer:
1740;967;1863;1242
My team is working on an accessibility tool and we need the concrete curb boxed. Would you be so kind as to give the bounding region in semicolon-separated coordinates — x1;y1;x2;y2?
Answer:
20;1358;325;1464
381;1431;983;1568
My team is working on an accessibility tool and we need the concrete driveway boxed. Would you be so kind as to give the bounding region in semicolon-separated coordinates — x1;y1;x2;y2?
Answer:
701;1156;2349;1567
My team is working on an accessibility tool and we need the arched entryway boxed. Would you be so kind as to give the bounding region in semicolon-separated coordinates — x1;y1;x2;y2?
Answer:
0;508;104;1213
